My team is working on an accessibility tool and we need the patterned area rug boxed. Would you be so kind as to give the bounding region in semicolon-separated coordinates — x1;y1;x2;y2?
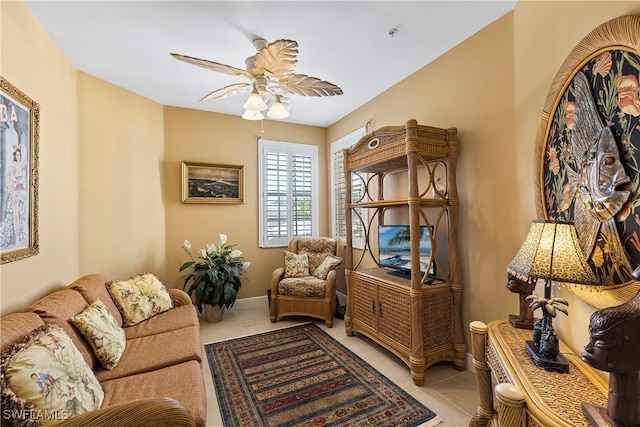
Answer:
205;323;442;427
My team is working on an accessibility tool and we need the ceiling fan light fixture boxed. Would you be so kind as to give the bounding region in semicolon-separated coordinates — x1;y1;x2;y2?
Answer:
242;109;264;121
267;96;289;119
243;88;268;111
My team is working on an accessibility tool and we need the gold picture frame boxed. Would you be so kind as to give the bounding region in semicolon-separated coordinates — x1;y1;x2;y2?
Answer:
1;76;40;264
181;162;244;204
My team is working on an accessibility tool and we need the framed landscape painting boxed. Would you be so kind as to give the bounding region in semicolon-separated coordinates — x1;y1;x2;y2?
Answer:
181;162;244;204
0;76;40;263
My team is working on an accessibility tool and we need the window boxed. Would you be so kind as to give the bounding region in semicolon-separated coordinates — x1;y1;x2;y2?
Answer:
331;126;367;249
259;138;318;248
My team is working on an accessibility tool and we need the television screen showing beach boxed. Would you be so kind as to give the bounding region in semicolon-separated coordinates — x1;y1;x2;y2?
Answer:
379;225;432;274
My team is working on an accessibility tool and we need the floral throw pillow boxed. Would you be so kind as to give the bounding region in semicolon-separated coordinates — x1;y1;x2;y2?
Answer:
0;324;104;426
284;251;310;278
313;255;343;280
106;273;173;326
71;299;126;370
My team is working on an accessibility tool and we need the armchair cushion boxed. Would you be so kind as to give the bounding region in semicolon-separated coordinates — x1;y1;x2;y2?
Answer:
278;276;327;297
313;255;342;280
283;251;310;278
295;237;338;274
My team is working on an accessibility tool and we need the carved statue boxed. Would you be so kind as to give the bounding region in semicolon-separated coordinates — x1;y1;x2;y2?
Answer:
506;274;536;329
581;289;640;427
567;71;631;275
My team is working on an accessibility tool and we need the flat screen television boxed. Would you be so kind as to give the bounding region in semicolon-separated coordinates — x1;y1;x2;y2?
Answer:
378;225;435;277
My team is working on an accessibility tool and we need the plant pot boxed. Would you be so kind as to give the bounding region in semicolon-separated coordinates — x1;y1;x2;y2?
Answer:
203;304;225;323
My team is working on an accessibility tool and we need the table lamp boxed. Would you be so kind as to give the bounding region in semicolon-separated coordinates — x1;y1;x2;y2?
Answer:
507;219;599;373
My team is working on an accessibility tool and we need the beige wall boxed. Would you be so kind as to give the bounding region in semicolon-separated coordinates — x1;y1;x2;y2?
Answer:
162;107;327;299
1;1;79;313
77;73;166;280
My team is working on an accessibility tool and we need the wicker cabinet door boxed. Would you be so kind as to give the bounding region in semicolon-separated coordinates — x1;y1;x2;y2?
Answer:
352;278;378;331
378;285;411;348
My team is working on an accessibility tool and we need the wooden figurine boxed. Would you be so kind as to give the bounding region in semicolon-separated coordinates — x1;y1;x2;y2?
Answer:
506;274;536;329
581;289;640;427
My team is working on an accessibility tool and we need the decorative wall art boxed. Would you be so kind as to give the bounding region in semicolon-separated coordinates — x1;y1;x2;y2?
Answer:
0;77;39;264
181;162;244;204
534;15;640;307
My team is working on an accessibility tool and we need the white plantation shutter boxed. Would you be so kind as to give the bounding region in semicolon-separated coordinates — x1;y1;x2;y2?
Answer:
331;126;367;248
259;139;318;247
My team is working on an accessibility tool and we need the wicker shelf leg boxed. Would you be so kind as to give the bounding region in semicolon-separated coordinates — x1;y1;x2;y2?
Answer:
469;321;494;427
495;383;525;427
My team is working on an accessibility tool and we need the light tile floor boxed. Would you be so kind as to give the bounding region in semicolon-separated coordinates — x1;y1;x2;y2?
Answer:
199;297;478;427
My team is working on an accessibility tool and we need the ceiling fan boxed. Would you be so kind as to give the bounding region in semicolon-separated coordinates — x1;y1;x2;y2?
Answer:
170;38;343;120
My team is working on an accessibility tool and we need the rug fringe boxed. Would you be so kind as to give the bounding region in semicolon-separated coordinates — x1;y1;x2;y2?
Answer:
419;415;443;427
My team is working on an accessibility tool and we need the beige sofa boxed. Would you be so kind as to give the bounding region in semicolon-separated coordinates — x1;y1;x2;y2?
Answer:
0;274;206;427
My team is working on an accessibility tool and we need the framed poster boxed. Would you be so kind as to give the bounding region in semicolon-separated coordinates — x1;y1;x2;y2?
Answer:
181;162;244;204
0;77;39;263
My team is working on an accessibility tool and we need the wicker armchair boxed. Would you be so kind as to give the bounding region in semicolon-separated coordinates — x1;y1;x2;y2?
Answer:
270;237;344;328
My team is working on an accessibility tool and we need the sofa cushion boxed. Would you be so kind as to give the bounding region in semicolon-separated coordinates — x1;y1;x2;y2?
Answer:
93;325;203;382
284;251;309;278
0;312;45;353
278;276;327;297
0;324;104;426
68;274;123;326
124;304;200;340
28;289;98;369
313;255;342;280
71;299;126;370
106;273;173;326
100;360;206;427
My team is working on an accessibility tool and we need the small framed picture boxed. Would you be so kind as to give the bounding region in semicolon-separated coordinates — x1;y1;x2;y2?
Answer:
1;76;40;263
181;162;244;204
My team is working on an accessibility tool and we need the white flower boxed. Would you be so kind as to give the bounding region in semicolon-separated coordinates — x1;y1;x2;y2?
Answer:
219;234;228;245
230;249;243;258
207;243;217;253
200;248;207;258
242;261;251;270
183;240;191;250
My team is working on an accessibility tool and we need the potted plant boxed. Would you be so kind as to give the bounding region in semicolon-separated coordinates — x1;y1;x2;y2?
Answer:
180;234;250;322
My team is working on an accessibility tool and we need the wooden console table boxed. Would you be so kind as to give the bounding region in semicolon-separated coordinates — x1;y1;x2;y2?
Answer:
469;319;609;427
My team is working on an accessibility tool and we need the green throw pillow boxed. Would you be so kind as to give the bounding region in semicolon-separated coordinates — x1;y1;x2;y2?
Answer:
284;251;310;278
107;273;173;326
313;255;342;280
71;299;126;370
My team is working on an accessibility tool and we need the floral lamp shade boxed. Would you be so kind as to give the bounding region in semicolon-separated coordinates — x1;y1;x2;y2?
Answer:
507;220;600;286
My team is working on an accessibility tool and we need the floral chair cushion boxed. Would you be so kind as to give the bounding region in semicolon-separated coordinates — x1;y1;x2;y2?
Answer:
284;251;310;278
0;324;104;426
313;255;342;280
278;276;327;297
296;237;337;275
71;299;126;370
106;273;173;326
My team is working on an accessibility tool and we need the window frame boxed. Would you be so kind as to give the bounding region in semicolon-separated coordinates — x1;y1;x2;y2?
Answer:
258;138;319;248
330;126;367;249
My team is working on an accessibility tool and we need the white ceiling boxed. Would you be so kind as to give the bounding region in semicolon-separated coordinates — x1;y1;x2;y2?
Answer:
25;1;515;128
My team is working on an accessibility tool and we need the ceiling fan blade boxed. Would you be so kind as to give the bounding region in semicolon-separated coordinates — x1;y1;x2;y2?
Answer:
199;83;252;102
253;39;298;79
279;74;343;97
170;53;253;79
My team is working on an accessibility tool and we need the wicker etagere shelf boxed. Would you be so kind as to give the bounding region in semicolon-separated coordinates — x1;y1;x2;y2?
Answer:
343;119;466;385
